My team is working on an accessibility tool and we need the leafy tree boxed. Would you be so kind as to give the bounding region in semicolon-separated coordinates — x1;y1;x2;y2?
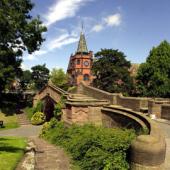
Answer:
0;0;47;93
20;70;32;90
50;68;68;90
92;49;133;94
136;40;170;97
31;64;49;90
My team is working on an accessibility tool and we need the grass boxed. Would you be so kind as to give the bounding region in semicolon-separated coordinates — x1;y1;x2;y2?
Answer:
0;137;27;170
0;112;19;131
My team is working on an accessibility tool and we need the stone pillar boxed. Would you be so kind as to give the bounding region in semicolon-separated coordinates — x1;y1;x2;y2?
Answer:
161;104;170;120
148;100;162;118
130;135;166;170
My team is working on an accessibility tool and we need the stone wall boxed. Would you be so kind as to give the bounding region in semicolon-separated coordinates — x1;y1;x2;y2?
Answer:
117;95;148;112
63;105;103;126
148;99;170;118
161;104;170;120
77;82;149;112
76;82;118;104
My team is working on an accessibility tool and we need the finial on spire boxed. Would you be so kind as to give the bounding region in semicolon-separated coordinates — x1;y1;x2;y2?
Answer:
81;21;84;33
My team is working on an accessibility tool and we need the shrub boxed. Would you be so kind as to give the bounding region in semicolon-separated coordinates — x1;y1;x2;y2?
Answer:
32;100;44;113
31;111;46;125
40;118;58;137
53;96;66;120
41;121;136;170
53;103;62;119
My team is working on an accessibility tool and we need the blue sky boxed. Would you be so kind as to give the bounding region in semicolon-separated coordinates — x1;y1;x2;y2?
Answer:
22;0;170;71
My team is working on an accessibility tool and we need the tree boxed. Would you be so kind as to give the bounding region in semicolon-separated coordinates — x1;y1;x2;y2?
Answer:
0;0;47;93
136;40;170;97
31;64;49;90
92;49;133;94
20;70;32;90
50;68;68;90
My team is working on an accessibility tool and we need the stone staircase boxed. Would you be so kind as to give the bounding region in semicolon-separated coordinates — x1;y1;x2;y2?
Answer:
17;110;30;126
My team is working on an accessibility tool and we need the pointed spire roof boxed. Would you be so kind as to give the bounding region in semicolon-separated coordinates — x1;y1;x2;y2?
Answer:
77;32;88;53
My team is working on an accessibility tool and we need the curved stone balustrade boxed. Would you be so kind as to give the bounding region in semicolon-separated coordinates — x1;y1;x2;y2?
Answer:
101;105;166;170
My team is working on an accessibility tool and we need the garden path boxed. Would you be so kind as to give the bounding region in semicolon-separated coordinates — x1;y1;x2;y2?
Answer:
0;111;71;170
156;119;170;170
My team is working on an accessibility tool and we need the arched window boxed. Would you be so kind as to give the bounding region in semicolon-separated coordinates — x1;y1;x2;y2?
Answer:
83;74;89;81
77;59;80;65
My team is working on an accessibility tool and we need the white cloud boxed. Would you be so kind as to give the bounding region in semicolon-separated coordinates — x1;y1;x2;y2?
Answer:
92;24;104;32
20;63;30;70
48;33;79;50
91;13;122;33
26;50;48;61
24;28;80;61
45;0;93;27
104;13;121;26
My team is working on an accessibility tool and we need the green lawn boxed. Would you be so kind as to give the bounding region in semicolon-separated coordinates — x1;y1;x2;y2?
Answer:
0;112;19;131
0;137;27;170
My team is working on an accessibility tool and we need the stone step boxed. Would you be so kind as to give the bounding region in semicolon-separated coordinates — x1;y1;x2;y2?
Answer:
16;110;30;125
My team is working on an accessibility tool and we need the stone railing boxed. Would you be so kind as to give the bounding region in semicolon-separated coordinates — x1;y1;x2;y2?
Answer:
76;82;119;104
101;105;166;170
117;94;149;112
76;82;150;112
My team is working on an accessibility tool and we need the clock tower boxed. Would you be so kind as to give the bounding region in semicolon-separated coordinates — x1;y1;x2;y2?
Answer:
67;31;93;86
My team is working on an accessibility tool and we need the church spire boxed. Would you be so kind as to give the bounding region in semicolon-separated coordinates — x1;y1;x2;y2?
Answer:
77;24;88;53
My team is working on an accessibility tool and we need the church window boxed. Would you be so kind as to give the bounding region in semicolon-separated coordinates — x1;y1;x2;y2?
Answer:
83;74;89;81
77;59;80;65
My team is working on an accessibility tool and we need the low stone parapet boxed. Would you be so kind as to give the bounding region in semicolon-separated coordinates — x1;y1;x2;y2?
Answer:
161;104;170;120
148;99;170;118
117;94;149;112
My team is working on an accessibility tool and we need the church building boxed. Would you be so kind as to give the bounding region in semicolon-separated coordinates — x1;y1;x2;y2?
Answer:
67;31;93;86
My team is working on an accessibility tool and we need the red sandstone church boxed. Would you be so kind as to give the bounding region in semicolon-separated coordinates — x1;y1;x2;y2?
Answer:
67;31;93;86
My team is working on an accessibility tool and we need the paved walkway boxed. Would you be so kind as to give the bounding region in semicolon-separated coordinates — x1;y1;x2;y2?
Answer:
32;137;70;170
155;119;170;170
0;112;71;170
0;125;42;137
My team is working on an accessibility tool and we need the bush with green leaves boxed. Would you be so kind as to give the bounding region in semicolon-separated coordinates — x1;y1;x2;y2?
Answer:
53;96;66;120
31;111;46;125
33;100;44;113
41;120;136;170
24;101;44;121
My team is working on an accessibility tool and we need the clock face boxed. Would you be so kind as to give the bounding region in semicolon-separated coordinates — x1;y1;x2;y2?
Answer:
84;61;89;66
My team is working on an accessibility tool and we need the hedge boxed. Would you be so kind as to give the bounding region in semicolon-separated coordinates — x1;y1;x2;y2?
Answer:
40;118;136;170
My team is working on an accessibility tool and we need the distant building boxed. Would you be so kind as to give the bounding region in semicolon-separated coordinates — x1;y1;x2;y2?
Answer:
129;63;140;77
67;31;93;86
